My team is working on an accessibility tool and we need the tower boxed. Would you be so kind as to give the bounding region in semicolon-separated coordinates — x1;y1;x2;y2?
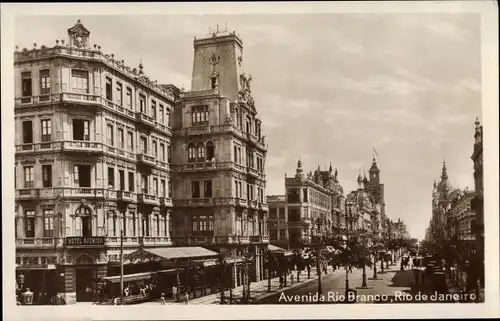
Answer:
369;156;380;184
191;28;246;101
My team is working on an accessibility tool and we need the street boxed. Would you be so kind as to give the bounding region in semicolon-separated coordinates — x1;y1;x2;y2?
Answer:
256;263;455;304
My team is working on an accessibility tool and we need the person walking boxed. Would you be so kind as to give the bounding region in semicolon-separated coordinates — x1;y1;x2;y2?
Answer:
184;289;190;305
172;284;178;302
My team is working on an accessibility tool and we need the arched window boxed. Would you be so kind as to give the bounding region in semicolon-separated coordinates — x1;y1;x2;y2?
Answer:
187;143;196;162
206;141;215;161
75;206;92;237
196;142;205;161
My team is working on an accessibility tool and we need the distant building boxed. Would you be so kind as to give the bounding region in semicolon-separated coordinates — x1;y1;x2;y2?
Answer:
267;195;288;248
446;190;476;243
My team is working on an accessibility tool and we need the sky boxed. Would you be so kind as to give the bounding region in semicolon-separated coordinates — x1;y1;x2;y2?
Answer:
14;13;482;240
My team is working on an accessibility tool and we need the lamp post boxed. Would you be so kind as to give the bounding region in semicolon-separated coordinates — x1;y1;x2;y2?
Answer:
315;218;323;296
344;200;353;298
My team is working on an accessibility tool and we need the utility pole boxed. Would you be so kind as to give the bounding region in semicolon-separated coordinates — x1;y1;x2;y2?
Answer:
120;229;124;305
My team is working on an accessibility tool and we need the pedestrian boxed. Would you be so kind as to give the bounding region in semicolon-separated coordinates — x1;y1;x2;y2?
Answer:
172;284;178;302
160;292;166;305
184;290;190;305
279;275;284;288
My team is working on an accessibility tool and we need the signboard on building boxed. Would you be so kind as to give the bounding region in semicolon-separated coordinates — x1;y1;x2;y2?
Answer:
65;237;106;246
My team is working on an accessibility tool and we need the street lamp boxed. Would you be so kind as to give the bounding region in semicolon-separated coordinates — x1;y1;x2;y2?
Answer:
344;200;353;299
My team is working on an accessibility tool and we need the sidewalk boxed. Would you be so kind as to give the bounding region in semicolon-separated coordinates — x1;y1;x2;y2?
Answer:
140;268;326;305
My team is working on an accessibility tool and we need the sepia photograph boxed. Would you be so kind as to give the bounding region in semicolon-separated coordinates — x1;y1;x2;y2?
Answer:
1;1;499;320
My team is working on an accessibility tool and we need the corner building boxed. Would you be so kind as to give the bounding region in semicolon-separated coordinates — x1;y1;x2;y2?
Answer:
170;30;269;284
14;21;175;304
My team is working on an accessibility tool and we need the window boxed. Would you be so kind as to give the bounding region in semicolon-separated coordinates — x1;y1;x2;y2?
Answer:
151;101;157;120
22;121;33;144
107;124;114;146
235;180;239;198
288;208;300;222
39;69;51;95
116;82;123;106
161;179;166;197
141;215;149;236
43;209;54;237
108;211;117;237
153;178;158;196
139;94;146;113
270;229;278;240
106;77;113;101
191;105;209;126
119;170;125;191
193;215;214;233
206;141;215;160
211;76;218;89
303;188;308;202
24;166;34;188
196;143;205;161
22;72;32;97
167;145;172;163
168;180;172;198
107;167;115;189
126;87;133;109
159;105;164;124
160;143;165;161
287;188;300;203
121;212;127;236
168;213;173;234
74;165;91;187
117;128;124;149
155;214;160;236
24;210;35;237
42;165;52;188
128;172;135;192
279;229;286;239
73;119;90;141
41;119;52;142
71;70;89;93
127;132;134;151
140;136;147;154
167;110;171;127
192;181;200;198
204;180;212;198
153;140;158;158
234;146;238;162
141;175;148;193
187;143;196;162
131;212;137;236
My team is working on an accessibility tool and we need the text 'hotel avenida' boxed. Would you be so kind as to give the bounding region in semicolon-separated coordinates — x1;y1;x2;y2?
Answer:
14;20;269;304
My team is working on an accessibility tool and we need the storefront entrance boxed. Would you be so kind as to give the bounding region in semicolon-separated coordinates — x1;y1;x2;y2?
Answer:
75;268;96;302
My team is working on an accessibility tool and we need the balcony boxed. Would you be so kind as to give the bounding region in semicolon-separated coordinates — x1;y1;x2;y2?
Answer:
247;166;260;179
159;197;173;207
173;198;212;207
173;161;245;173
155;122;173;135
187;125;211;136
135;112;156;128
105;236;172;247
235;198;248;207
52;188;116;200
117;190;137;203
15;93;101;108
259;202;269;212
137;193;159;205
16;237;64;248
246;133;266;149
62;140;104;154
15;188;56;199
156;160;169;170
137;153;156;167
171;236;217;246
60;92;102;105
16;142;61;153
248;200;258;209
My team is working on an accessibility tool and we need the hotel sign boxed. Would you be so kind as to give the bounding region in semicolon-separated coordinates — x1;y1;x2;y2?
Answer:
65;237;106;246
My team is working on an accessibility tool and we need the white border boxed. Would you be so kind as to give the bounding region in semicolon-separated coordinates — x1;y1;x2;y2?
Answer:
2;1;499;320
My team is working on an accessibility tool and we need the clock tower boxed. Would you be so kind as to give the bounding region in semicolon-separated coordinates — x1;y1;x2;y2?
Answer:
67;19;90;49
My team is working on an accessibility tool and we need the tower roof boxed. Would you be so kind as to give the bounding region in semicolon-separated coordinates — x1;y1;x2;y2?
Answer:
369;157;380;173
441;159;448;180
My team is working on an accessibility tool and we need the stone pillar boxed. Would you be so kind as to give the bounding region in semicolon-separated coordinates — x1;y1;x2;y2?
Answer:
57;266;76;305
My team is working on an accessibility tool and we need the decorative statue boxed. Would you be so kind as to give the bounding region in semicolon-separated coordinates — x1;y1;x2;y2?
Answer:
238;73;255;108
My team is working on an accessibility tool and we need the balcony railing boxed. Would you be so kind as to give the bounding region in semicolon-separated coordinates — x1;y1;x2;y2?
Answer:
155;122;173;135
117;190;137;203
235;198;248;207
15;142;61;153
137;153;156;166
173;161;245;172
156;160;169;169
135;112;156;127
137;193;159;205
248;200;258;209
51;188;117;199
159;197;173;207
15;188;56;199
171;235;251;245
180;89;219;98
247;166;259;178
62;140;104;153
259;202;269;212
105;236;171;247
173;198;212;207
15;237;64;248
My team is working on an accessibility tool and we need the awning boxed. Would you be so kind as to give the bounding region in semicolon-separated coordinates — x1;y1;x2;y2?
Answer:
16;264;57;270
126;247;218;263
103;271;154;283
268;244;286;252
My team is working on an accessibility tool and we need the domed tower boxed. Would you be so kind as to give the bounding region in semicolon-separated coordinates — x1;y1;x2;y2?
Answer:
369;156;380;184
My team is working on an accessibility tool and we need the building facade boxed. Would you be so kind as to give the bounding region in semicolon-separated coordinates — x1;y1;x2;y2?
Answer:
266;195;288;249
170;29;269;284
14;20;269;304
445;190;476;243
471;117;484;286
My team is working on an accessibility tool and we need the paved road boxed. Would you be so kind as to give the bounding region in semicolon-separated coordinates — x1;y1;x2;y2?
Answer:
256;264;456;304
